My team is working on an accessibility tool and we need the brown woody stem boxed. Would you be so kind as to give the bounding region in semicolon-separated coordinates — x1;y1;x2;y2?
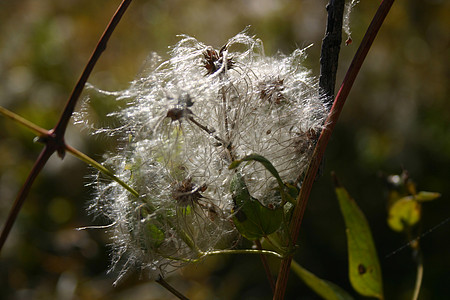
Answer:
273;1;395;299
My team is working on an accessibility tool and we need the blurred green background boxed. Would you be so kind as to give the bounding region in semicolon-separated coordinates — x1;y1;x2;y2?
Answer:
0;0;449;299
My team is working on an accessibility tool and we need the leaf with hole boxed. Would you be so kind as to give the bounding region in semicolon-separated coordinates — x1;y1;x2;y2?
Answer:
335;183;384;299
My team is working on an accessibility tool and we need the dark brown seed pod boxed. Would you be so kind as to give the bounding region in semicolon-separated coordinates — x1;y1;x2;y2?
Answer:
259;78;285;105
202;46;234;76
171;178;206;207
166;107;193;121
292;128;318;154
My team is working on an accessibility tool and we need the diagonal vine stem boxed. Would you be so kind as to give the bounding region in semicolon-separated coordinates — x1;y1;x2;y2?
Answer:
0;147;53;251
0;0;134;254
52;0;133;144
273;0;395;299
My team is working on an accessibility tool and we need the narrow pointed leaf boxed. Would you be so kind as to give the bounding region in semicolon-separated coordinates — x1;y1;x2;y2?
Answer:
291;260;354;300
335;185;384;299
414;191;441;202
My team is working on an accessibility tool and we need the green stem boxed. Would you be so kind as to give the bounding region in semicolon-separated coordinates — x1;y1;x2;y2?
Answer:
264;235;290;255
204;248;283;259
0;106;138;199
411;249;423;300
163;248;283;263
405;225;423;300
65;144;139;198
0;106;48;136
177;225;203;257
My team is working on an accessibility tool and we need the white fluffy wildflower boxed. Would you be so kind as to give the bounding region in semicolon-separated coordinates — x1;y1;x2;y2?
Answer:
86;30;327;281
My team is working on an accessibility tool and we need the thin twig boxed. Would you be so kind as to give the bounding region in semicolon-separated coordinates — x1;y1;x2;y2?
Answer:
156;275;190;300
255;239;276;294
164;248;284;263
273;1;395;299
0;147;53;251
0;105;139;198
0;106;48;137
65;145;139;197
52;0;133;145
0;0;133;254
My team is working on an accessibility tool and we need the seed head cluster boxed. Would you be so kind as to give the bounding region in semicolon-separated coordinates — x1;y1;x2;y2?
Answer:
86;30;327;281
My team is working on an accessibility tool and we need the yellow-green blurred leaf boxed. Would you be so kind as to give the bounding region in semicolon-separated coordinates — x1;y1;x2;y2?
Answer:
335;185;384;299
388;196;421;232
291;260;354;300
414;191;441;202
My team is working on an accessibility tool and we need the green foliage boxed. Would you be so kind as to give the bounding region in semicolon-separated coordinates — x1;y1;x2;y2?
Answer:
388;197;421;232
229;173;283;240
386;172;441;232
291;260;354;300
294;172;441;300
229;154;284;188
139;206;165;249
1;0;448;298
335;179;384;299
229;153;293;203
414;191;441;202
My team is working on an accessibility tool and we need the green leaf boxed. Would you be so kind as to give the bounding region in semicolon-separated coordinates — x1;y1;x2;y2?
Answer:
137;206;165;249
414;191;441;202
144;223;165;248
229;154;292;203
335;184;384;299
387;196;421;232
291;260;354;300
230;173;283;240
230;154;284;187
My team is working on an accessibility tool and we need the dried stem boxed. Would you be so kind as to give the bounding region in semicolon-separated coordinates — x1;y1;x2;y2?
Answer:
0;147;53;251
0;0;133;254
273;1;395;299
156;276;190;300
319;0;346;104
255;239;276;294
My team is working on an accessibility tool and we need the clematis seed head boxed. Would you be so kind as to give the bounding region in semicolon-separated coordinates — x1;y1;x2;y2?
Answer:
83;29;328;282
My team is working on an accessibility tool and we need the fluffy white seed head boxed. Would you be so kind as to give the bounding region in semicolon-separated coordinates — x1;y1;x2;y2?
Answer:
85;30;327;281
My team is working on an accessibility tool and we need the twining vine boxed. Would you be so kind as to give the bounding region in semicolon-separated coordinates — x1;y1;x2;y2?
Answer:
0;1;397;299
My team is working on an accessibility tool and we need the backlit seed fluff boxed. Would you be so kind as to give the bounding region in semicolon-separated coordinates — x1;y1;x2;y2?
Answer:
84;30;328;281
